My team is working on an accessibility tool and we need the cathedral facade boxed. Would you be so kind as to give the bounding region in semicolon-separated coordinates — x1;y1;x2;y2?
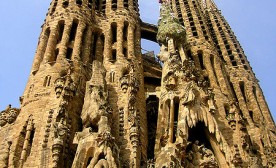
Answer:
0;0;275;167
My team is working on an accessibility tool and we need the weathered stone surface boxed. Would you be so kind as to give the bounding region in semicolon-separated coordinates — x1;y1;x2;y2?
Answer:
0;0;275;167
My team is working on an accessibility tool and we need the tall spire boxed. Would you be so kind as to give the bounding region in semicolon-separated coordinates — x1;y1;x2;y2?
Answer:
202;0;218;10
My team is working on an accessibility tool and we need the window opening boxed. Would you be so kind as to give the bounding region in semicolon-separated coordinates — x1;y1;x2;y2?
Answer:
66;48;73;60
111;23;117;43
69;20;79;41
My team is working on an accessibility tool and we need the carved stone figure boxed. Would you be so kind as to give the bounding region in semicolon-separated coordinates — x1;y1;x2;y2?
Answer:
0;105;20;127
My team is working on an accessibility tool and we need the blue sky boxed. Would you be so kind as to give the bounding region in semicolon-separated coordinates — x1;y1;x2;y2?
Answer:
0;0;275;121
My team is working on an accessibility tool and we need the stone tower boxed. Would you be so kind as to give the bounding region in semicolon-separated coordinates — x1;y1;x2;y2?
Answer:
0;0;275;168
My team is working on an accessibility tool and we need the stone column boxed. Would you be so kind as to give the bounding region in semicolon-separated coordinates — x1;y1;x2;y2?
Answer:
82;27;93;64
231;81;254;126
203;52;219;88
32;28;50;73
72;22;86;62
117;22;124;59
58;21;72;60
128;25;135;58
169;99;175;143
44;25;58;63
19;120;34;167
104;25;112;63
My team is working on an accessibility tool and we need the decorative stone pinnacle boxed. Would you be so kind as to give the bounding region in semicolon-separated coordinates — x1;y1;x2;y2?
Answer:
157;1;186;44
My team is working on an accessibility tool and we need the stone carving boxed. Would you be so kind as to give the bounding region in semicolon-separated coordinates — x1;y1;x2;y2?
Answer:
72;61;118;168
184;141;219;168
52;118;69;168
54;68;76;99
232;145;243;166
226;102;238;130
81;61;112;128
0;105;20;127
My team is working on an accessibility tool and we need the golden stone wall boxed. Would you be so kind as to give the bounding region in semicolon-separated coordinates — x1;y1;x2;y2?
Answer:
0;0;275;167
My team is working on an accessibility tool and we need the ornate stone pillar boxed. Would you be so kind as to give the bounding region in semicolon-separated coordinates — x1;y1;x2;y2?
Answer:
82;27;93;64
128;25;135;58
44;25;58;63
72;22;86;62
117;22;124;59
203;52;219;88
58;21;72;60
104;25;112;62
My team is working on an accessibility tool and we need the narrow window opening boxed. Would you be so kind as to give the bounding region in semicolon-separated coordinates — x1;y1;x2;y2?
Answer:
187;50;193;61
66;48;73;60
239;81;247;102
87;157;92;167
91;34;98;60
88;0;92;9
27;129;35;157
204;76;210;87
95;0;100;10
249;111;254;122
123;48;127;58
111;49;117;62
123;22;128;41
111;23;117;43
124;0;128;9
62;0;69;8
110;71;115;83
198;52;205;70
112;0;117;10
224;104;230;116
76;0;82;5
147;96;159;160
231;60;237;67
173;97;179;143
69;20;79;41
91;124;99;132
57;21;65;43
44;76;51;87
